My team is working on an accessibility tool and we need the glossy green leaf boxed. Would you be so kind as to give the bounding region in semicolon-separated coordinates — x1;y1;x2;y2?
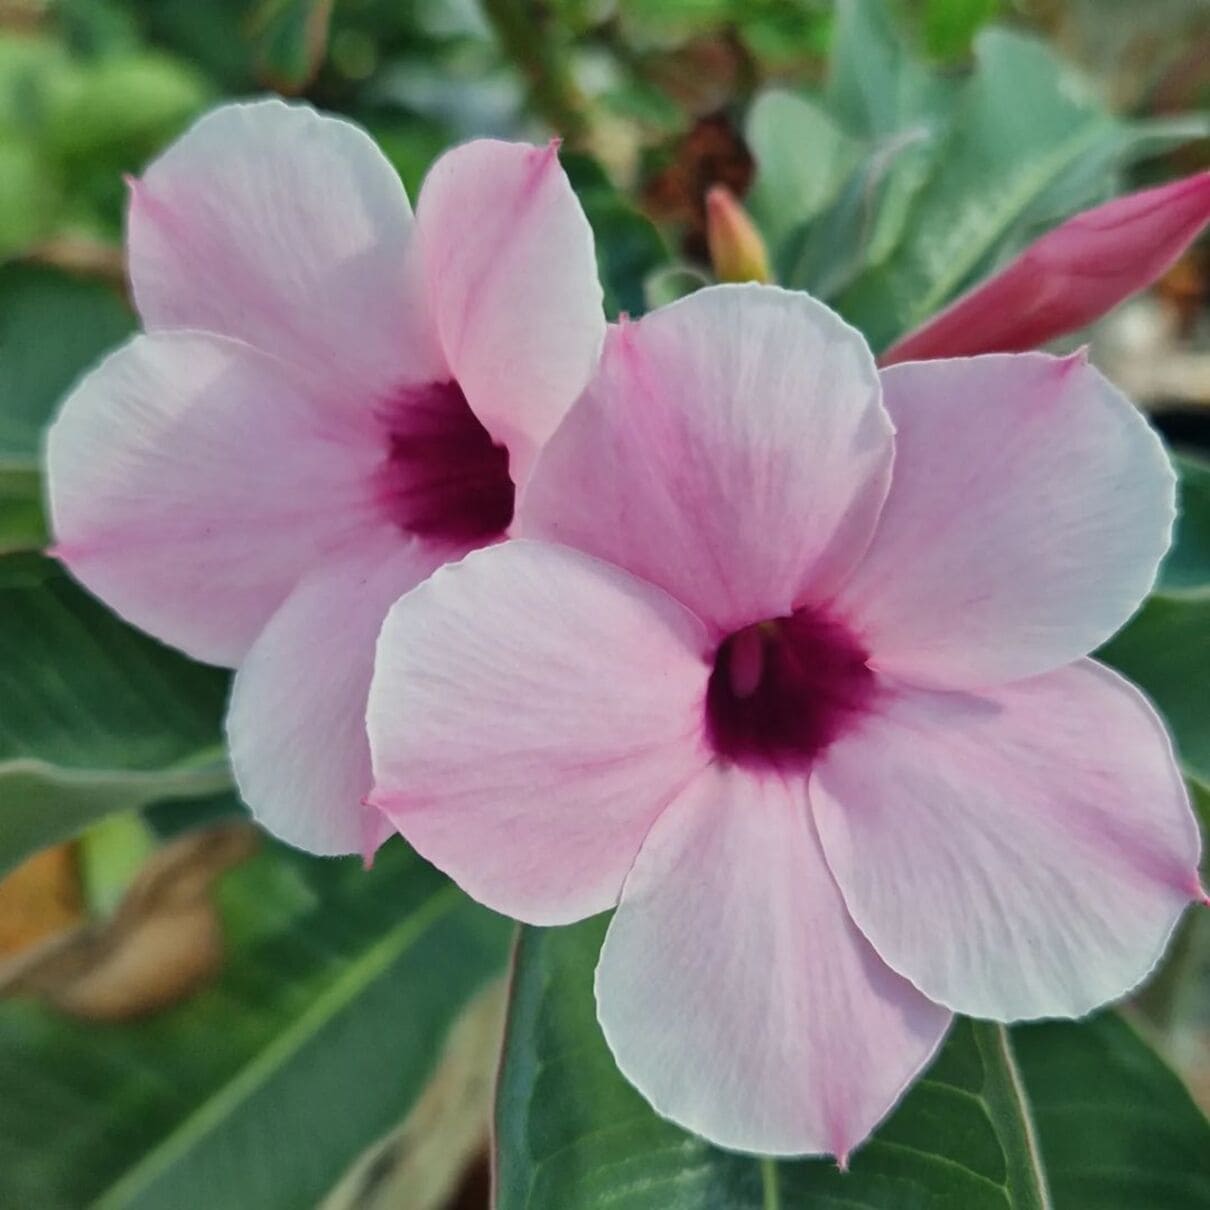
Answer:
0;833;513;1208
0;555;231;876
496;917;1210;1209
0;264;134;552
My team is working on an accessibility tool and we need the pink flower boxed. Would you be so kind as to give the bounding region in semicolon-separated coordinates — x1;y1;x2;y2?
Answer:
46;100;604;858
881;170;1210;364
367;284;1204;1160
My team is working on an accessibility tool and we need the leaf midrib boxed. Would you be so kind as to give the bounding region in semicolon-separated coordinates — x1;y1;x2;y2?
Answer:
93;879;464;1208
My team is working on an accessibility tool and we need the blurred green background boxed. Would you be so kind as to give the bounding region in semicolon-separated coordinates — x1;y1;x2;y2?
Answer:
2;2;1210;1208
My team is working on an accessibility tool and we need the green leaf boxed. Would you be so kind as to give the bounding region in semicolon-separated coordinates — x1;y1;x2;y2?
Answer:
562;154;669;319
745;90;862;260
0;554;231;876
1100;593;1210;790
781;125;933;300
1012;1013;1210;1209
42;53;209;165
806;0;955;290
0;263;134;551
0;466;47;552
251;0;335;93
836;30;1110;347
835;30;1196;349
643;263;709;310
0;833;513;1208
0;133;58;259
827;0;942;139
1160;453;1210;595
495;917;1210;1208
923;0;1001;61
1098;454;1210;790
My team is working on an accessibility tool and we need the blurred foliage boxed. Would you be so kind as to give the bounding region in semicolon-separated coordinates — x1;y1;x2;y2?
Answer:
0;826;511;1208
0;0;1208;1207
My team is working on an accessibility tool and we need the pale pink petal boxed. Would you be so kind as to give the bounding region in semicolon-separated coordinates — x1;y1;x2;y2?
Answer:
596;768;950;1159
128;99;444;399
366;540;711;924
47;331;382;666
812;660;1202;1021
881;171;1210;364
227;535;451;858
833;353;1175;687
519;285;892;635
414;139;604;483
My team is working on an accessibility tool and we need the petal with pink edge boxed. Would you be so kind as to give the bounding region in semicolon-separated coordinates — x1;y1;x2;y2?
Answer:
812;660;1202;1021
519;285;893;635
880;170;1210;364
596;767;951;1159
227;535;452;858
367;539;711;924
414;140;604;483
833;353;1175;687
47;331;381;666
128;99;444;399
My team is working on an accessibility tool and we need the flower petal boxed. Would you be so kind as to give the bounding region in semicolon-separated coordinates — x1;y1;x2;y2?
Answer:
520;284;892;636
367;539;711;924
881;171;1210;364
811;660;1202;1021
414;139;604;483
47;331;380;665
833;353;1175;687
227;535;451;858
596;767;951;1159
128;99;443;398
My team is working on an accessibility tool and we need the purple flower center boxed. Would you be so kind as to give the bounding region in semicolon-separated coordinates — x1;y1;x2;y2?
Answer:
706;608;875;770
377;380;515;543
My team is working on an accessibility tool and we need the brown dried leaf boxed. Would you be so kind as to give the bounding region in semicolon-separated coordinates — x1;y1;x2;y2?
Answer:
0;844;82;956
0;822;257;1021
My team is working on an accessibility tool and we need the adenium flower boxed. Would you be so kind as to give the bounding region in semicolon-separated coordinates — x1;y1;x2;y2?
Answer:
881;169;1210;364
46;100;603;857
367;284;1204;1159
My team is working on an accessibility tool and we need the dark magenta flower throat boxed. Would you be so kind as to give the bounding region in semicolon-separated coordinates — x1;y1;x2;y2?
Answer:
706;608;875;770
378;380;515;543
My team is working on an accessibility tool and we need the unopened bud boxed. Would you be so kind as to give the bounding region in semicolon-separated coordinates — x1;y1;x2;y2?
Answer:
705;185;771;284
